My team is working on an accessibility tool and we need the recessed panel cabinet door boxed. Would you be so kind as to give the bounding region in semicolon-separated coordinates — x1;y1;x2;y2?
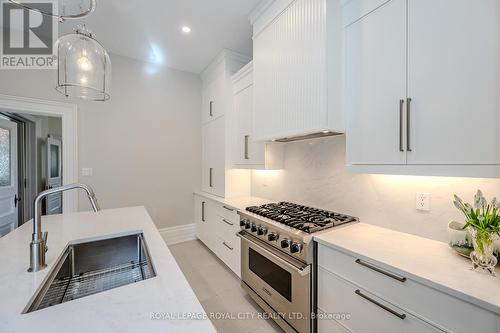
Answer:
407;0;500;165
234;84;264;166
202;76;225;125
194;196;215;251
201;117;225;197
346;0;407;165
201;125;211;193
211;116;225;197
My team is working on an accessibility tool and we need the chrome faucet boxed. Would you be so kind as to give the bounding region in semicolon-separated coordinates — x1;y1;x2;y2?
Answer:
28;183;100;272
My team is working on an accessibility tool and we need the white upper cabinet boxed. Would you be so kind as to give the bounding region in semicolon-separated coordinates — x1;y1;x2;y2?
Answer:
231;62;284;169
232;62;264;166
345;0;407;165
407;0;500;165
346;0;500;177
201;75;224;124
250;0;343;141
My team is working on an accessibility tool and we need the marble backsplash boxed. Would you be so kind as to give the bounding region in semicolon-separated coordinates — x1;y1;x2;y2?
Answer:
250;136;500;243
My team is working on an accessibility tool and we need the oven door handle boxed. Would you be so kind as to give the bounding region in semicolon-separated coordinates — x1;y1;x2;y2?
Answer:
237;231;311;277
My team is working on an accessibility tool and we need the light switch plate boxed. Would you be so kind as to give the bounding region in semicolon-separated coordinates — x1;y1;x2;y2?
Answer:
81;168;93;177
416;192;431;212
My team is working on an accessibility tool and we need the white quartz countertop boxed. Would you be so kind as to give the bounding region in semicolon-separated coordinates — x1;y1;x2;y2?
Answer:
194;192;271;211
0;206;216;333
314;223;500;315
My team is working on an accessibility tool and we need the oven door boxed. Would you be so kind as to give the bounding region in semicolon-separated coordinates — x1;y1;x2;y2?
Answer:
239;231;311;333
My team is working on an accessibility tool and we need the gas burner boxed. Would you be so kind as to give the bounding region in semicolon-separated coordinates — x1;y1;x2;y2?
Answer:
246;202;358;233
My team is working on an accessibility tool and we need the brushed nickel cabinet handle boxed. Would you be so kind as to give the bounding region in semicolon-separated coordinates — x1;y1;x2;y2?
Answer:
209;101;214;117
222;241;234;251
244;135;249;160
209;168;213;188
355;259;406;282
399;99;405;152
222;218;234;226
355;289;406;320
406;98;412;152
201;201;206;222
222;205;234;212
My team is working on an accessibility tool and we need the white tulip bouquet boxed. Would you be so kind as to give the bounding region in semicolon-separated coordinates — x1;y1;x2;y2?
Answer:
453;190;500;274
454;190;500;236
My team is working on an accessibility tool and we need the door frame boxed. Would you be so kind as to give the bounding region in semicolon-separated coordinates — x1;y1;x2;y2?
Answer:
0;94;78;213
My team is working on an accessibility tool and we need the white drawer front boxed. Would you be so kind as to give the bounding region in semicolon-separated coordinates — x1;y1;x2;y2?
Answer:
215;203;239;224
318;267;441;333
215;236;240;277
318;244;499;333
317;309;351;333
215;213;240;250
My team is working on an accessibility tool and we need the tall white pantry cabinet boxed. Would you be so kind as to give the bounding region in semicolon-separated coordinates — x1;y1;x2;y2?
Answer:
200;50;251;198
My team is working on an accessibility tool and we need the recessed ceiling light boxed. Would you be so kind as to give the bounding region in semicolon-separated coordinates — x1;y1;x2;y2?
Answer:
182;26;191;34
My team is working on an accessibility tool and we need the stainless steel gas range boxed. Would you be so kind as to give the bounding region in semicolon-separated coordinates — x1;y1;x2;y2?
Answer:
237;202;358;333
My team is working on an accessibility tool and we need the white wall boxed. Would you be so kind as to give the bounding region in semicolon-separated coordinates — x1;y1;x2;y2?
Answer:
251;136;500;243
0;54;201;229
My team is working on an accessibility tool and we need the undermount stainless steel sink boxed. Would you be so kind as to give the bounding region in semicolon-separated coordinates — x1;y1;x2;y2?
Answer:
24;232;156;313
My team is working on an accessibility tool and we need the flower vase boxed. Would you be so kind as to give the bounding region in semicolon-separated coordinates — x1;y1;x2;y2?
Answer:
468;227;498;276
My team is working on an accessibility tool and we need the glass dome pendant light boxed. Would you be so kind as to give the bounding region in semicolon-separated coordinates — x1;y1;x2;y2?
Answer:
8;0;96;23
55;24;111;101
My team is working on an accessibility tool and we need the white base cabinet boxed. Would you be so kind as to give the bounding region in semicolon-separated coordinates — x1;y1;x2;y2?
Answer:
194;194;240;277
317;243;500;333
318;267;440;333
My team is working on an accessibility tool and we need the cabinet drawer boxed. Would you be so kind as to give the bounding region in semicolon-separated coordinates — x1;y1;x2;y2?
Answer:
215;213;240;247
215;203;239;224
318;244;498;333
318;267;441;333
317;309;351;333
215;236;240;277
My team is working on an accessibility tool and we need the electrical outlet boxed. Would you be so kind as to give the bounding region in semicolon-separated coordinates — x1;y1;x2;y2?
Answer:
416;192;431;212
81;168;93;177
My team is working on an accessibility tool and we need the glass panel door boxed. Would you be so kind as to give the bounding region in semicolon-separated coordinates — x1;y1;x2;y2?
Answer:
0;127;11;187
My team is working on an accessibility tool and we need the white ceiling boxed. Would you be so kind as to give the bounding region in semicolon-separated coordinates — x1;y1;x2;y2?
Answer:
59;0;262;73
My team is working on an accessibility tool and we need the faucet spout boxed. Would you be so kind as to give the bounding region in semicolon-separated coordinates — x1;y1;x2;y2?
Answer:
28;183;100;272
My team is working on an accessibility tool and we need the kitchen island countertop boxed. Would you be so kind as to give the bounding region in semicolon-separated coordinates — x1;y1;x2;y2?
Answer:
0;206;216;333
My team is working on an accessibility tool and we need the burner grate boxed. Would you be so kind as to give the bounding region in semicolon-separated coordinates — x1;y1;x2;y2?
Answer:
246;202;358;233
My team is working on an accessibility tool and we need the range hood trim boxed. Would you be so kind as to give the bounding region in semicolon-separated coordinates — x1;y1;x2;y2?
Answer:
271;131;344;143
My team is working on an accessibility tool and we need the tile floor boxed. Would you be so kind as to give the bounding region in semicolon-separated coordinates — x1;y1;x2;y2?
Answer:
169;240;283;333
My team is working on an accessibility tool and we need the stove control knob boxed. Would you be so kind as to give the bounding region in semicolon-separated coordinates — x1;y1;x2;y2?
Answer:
245;220;252;229
290;242;303;254
267;232;279;242
257;226;267;236
281;239;291;248
251;223;258;233
240;219;249;227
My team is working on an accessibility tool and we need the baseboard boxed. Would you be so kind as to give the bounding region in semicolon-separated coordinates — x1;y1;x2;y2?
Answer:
159;223;197;245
